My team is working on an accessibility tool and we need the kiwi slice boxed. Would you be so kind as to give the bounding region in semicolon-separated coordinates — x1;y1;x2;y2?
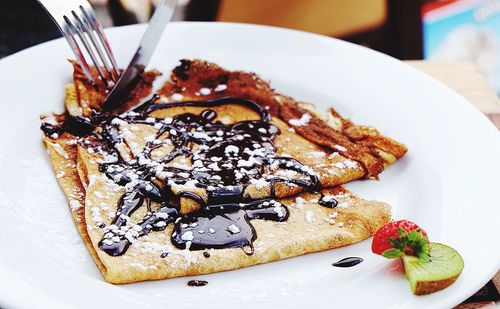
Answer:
402;243;464;295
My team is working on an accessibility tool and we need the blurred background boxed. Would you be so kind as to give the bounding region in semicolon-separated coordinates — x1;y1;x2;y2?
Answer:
1;0;499;93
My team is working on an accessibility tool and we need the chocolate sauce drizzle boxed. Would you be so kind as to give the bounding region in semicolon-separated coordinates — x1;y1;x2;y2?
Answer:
318;193;338;208
42;96;337;257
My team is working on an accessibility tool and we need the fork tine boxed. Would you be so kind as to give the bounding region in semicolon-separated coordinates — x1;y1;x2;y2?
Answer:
59;17;95;83
67;12;109;85
75;8;114;83
78;4;119;82
37;0;120;86
78;1;120;81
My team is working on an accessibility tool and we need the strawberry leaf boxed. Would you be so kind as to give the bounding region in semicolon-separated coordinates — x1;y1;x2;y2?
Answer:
409;229;419;242
422;242;431;256
382;248;403;259
389;236;402;249
397;227;409;239
384;226;431;260
418;251;431;263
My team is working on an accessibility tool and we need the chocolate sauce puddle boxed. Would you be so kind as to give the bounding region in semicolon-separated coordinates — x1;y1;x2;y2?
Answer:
42;96;334;256
172;199;288;253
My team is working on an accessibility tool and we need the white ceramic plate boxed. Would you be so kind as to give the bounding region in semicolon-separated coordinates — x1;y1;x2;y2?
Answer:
0;22;499;309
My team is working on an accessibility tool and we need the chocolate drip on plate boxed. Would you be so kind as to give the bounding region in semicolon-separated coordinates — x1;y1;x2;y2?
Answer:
332;257;363;268
187;280;208;287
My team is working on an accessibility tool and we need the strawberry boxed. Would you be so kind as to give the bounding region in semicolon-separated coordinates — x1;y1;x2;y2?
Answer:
371;220;430;262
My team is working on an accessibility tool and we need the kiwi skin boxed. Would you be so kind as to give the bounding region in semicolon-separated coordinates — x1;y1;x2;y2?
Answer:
402;243;464;295
413;275;460;296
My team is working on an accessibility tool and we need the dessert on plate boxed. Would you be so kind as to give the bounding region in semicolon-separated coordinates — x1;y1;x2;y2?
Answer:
41;60;406;284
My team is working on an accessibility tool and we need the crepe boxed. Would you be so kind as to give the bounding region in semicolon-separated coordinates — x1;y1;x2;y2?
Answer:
41;60;404;284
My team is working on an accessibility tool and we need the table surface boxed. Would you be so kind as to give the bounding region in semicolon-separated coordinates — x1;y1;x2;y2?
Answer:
407;60;500;308
407;61;500;128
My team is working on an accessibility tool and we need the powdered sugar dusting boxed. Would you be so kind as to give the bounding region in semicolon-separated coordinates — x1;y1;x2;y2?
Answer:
50;143;69;159
4;157;88;267
309;151;325;158
305;211;316;223
289;114;311;126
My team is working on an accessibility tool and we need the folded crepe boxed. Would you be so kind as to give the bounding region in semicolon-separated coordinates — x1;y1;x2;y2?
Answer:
41;60;406;284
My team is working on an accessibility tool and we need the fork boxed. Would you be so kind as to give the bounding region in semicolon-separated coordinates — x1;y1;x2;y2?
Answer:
37;0;119;86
